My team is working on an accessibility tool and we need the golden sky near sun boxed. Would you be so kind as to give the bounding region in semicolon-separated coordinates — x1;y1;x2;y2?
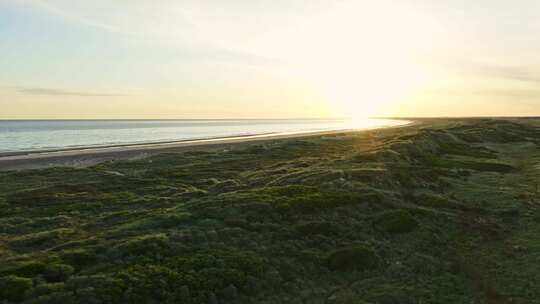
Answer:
2;0;540;118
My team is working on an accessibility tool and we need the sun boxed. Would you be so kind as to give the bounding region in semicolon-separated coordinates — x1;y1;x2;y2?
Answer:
298;2;434;119
242;0;437;119
309;56;426;118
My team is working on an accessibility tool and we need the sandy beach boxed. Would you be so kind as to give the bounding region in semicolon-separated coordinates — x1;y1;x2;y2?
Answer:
0;121;414;171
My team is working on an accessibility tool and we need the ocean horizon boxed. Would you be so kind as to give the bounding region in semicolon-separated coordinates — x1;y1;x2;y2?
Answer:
0;118;407;153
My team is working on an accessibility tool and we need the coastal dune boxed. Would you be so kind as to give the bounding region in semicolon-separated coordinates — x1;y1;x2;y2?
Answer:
2;118;540;303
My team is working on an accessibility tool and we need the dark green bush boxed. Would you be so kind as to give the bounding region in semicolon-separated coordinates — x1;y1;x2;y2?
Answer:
363;285;414;304
414;193;454;209
66;275;125;303
0;275;33;302
262;185;316;197
294;221;339;236
43;264;74;282
14;261;47;277
374;210;419;234
27;282;66;298
326;245;380;271
438;142;496;158
424;157;515;173
111;233;170;258
118;264;182;302
10;229;76;248
117;249;266;302
60;249;95;268
284;191;374;211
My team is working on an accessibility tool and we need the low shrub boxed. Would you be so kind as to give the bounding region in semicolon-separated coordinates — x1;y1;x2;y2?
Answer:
43;264;74;282
28;282;66;298
325;245;380;271
374;210;419;234
0;275;33;302
363;285;415;304
60;249;95;268
111;233;170;258
66;275;125;303
14;261;47;277
424;157;515;174
284;191;377;211
10;228;76;248
294;221;339;236
414;193;454;209
117;249;266;302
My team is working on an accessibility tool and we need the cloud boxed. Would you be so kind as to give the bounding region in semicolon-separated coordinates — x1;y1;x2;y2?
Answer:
422;87;540;108
465;88;540;98
24;0;140;35
21;0;284;67
17;87;124;97
435;55;540;83
469;64;540;83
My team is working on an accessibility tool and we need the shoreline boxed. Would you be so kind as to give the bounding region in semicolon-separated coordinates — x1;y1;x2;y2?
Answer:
0;120;415;171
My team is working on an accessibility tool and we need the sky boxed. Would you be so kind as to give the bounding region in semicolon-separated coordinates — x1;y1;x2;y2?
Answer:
1;0;540;119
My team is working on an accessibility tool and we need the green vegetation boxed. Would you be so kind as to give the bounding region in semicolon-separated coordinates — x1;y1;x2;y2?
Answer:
0;276;33;302
1;118;540;303
373;210;419;234
325;245;380;271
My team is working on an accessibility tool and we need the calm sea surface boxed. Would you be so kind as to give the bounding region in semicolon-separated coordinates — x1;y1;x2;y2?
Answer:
0;119;407;153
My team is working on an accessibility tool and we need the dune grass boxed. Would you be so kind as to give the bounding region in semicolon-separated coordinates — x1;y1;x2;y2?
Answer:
1;118;540;303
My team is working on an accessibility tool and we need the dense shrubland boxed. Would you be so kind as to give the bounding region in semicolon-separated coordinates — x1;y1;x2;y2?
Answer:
1;119;540;303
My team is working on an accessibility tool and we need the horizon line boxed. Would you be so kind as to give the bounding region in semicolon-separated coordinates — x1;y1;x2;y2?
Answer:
0;115;539;121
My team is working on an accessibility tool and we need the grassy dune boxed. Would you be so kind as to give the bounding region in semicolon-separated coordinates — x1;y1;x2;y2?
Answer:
1;118;540;303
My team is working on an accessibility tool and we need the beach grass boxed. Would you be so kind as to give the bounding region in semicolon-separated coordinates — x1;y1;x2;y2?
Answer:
1;118;540;303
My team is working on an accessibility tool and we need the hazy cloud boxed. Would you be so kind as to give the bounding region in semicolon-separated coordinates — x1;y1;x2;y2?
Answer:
423;87;540;108
465;88;540;98
437;56;540;83
17;87;125;97
469;64;540;83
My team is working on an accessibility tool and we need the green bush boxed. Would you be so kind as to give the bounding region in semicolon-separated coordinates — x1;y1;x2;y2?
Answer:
14;261;47;277
424;157;515;173
363;285;414;304
414;193;453;209
0;275;33;302
374;210;419;234
66;275;125;303
117;249;266;302
326;245;380;271
60;249;95;268
294;221;339;236
262;185;316;197
10;229;76;248
101;191;137;203
43;264;74;282
28;282;65;298
111;233;170;258
284;191;375;211
118;264;181;302
438;142;495;158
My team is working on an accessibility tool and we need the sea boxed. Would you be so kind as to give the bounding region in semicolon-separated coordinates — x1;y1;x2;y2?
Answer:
0;118;408;153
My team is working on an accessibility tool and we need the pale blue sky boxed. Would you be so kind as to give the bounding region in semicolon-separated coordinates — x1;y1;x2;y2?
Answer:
2;0;540;118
